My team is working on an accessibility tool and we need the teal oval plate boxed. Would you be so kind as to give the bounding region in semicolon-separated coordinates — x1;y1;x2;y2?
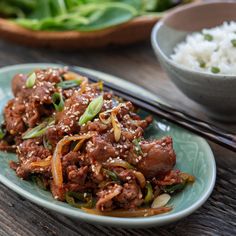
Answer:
0;64;216;228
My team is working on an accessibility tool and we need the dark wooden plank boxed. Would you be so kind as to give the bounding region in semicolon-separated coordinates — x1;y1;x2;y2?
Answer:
0;38;235;236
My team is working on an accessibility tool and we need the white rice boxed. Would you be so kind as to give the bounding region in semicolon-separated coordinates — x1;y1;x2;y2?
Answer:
170;21;236;75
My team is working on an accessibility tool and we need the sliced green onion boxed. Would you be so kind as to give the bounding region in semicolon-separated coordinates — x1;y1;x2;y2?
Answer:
32;176;47;190
0;127;5;139
144;181;154;204
57;79;82;89
26;72;36;88
198;59;206;68
79;95;103;126
211;67;220;74
22;118;54;139
103;169;119;182
65;192;95;209
43;136;52;150
162;183;186;194
132;138;143;156
204;33;213;41
52;93;64;112
231;39;236;47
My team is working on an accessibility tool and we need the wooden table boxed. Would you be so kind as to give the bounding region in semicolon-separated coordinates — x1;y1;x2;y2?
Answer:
0;39;235;236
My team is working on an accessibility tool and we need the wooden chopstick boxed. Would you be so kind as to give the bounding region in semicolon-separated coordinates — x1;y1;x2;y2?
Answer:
70;66;236;152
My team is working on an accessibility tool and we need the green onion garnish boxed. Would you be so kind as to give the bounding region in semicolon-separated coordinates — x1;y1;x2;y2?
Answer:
162;183;186;194
231;39;236;47
26;72;36;88
198;60;206;68
52;93;64;112
32;176;47;190
65;192;94;209
22;118;54;139
132;138;143;156
144;181;154;204
204;34;213;41
103;169;119;182
211;67;220;74
0;127;5;139
79;95;103;126
57;79;82;89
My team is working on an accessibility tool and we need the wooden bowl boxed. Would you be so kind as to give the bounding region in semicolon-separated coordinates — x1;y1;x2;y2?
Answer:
0;1;200;50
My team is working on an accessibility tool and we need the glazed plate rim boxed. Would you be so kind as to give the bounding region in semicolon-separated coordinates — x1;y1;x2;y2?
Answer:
0;63;216;228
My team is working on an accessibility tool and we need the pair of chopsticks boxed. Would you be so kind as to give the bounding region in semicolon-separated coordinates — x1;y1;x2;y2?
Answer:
70;66;236;152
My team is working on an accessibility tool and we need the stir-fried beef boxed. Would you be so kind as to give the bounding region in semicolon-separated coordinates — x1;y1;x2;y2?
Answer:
0;67;194;216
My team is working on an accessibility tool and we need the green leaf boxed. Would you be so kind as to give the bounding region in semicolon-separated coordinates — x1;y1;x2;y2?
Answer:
26;72;36;88
79;95;103;126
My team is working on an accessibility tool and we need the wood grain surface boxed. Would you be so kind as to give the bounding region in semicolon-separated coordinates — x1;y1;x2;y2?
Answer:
0;0;200;49
0;38;235;236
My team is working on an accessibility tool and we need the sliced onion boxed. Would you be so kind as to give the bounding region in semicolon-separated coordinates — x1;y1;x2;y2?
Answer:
111;111;121;142
82;207;172;217
51;133;96;187
79;77;89;94
31;156;52;168
63;72;87;81
73;133;95;152
104;158;134;169
96;185;122;210
99;112;111;125
132;170;146;188
151;194;171;209
99;103;125;125
91;81;103;91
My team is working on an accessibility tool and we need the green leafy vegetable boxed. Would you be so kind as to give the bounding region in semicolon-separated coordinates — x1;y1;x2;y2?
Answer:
2;0;192;32
79;95;103;126
26;72;36;88
57;79;82;89
52;92;64;112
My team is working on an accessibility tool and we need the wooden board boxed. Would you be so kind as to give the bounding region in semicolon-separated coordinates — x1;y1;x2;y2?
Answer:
0;0;200;49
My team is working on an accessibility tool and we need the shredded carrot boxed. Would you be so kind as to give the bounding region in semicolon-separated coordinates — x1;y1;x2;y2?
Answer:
132;170;146;188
